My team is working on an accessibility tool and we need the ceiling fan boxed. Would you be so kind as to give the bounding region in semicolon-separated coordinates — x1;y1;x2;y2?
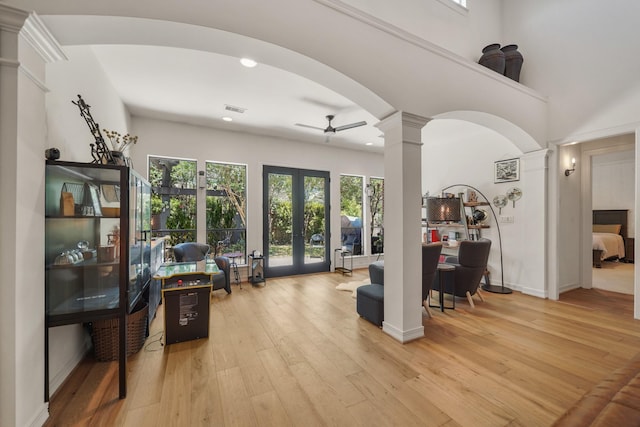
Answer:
295;115;367;142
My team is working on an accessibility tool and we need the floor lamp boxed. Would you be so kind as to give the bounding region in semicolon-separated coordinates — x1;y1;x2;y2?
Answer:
441;184;512;294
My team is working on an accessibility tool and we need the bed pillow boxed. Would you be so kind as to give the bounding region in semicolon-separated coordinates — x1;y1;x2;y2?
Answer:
593;224;621;234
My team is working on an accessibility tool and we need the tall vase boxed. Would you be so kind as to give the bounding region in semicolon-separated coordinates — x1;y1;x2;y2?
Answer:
110;150;127;166
478;43;505;75
501;44;524;82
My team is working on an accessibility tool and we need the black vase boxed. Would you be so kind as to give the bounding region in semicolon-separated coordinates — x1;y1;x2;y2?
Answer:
478;43;505;74
501;44;524;82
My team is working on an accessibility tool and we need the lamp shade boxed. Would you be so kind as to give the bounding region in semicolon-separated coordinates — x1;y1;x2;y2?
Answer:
426;197;461;222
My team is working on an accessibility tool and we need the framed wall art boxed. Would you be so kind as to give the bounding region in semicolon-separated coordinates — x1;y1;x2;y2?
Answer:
494;158;520;183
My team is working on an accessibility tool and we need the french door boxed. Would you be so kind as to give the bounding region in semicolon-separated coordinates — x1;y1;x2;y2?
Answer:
263;166;330;277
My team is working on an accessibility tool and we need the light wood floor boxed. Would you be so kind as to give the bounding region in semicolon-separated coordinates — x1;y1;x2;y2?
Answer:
45;270;640;427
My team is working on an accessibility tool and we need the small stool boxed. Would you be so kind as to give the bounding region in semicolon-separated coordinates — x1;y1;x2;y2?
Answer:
356;283;384;327
222;252;243;288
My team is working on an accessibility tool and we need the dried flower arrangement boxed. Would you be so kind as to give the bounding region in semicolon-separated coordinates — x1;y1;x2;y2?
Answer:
103;129;138;152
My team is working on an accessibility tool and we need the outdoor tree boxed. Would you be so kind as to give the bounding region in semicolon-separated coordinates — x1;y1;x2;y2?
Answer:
206;162;246;228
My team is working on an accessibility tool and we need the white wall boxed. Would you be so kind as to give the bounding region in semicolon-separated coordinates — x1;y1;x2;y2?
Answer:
421;119;528;291
502;0;640;143
339;0;503;60
592;150;635;237
46;45;131;163
557;144;582;292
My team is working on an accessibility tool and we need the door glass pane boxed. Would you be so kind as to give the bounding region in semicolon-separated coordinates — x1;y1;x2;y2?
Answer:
304;176;326;265
267;173;293;267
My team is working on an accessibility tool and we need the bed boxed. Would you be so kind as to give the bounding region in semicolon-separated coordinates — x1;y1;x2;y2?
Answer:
592;209;627;268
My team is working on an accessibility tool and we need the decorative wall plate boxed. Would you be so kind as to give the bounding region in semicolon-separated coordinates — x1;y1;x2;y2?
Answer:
506;187;522;207
493;195;507;214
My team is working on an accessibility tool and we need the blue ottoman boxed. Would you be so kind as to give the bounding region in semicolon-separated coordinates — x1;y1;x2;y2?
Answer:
357;283;384;327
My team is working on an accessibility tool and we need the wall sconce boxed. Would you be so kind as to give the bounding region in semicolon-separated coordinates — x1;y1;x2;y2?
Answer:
565;157;576;176
198;170;206;188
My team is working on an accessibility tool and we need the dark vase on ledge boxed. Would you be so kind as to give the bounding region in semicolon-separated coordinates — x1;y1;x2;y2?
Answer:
478;43;505;75
501;44;524;82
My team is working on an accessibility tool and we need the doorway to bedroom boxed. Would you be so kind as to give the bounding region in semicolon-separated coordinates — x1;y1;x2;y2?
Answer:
588;138;635;296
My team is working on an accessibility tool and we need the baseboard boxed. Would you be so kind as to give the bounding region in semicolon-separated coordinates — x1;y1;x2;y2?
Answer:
27;402;49;427
49;338;91;396
558;282;582;294
520;286;547;298
382;322;424;343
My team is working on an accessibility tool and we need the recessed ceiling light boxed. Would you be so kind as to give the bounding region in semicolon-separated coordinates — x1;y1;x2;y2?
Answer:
222;116;233;122
366;142;373;146
240;58;257;68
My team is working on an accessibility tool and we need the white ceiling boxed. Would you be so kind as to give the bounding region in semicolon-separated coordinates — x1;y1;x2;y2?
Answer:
89;44;385;151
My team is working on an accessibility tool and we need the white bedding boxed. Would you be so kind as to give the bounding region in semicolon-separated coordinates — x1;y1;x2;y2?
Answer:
592;232;625;260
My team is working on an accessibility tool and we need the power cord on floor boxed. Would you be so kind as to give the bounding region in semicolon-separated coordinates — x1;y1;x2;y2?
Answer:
144;331;164;352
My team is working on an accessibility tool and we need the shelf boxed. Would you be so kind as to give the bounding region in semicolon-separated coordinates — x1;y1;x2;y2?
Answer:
463;201;490;207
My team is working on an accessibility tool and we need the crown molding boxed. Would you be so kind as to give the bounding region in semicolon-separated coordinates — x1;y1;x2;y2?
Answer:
0;3;29;33
313;0;545;102
22;12;67;63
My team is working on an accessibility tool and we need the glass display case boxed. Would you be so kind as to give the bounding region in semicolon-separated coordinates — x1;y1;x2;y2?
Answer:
45;161;151;325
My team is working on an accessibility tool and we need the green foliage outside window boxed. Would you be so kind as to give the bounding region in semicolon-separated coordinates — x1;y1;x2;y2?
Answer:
340;175;363;217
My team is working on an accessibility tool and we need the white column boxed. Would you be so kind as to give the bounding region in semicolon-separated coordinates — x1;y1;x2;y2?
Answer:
635;128;640;319
376;111;430;343
520;149;549;297
1;6;66;426
0;7;29;427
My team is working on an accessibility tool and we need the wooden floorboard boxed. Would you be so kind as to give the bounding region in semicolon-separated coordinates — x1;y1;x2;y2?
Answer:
44;271;640;427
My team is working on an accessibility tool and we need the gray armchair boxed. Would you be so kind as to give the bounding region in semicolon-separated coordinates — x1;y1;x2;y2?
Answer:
172;242;231;294
435;238;491;307
421;242;443;317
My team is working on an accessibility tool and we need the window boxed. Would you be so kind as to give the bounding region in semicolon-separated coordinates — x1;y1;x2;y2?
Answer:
340;175;363;255
149;157;197;250
368;177;384;254
205;161;247;264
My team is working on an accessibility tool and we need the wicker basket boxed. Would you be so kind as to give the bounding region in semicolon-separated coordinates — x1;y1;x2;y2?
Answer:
91;302;148;362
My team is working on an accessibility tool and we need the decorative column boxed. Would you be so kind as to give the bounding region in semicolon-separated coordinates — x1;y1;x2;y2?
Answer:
519;149;549;298
0;6;66;426
0;7;30;427
376;111;430;343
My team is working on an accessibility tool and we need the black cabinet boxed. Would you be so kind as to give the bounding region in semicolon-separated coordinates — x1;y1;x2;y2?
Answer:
45;161;151;399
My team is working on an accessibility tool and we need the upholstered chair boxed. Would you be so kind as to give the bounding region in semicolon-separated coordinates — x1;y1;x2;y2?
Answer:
436;238;491;307
172;242;231;294
356;261;385;326
173;242;210;262
421;242;443;317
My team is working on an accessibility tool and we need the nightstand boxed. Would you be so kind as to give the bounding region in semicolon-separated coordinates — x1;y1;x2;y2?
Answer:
625;237;634;263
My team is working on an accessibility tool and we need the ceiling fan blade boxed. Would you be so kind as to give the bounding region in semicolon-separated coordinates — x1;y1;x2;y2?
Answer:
295;123;325;131
335;121;367;132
